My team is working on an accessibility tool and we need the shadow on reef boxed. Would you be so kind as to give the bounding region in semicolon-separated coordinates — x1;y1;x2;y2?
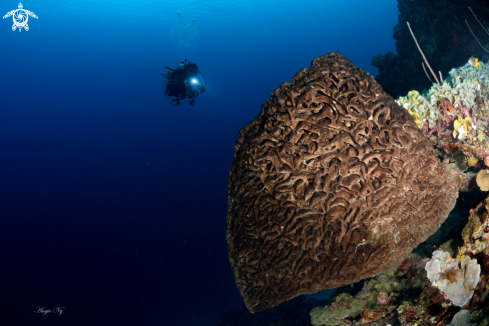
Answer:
372;0;489;98
413;189;487;258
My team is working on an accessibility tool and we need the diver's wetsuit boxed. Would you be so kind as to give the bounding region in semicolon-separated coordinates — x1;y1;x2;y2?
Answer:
162;61;205;106
165;67;187;100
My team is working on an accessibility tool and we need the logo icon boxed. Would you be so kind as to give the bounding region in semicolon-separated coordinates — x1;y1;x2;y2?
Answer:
3;3;38;32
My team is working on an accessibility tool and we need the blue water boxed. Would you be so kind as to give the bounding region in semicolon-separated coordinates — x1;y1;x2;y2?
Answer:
0;0;397;325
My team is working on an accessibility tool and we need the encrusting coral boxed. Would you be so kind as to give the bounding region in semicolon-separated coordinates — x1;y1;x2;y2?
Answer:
457;196;489;261
310;254;455;325
309;268;408;325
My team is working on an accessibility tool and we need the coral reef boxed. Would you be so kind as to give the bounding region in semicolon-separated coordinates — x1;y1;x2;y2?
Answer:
310;255;455;325
310;292;370;326
412;190;488;257
309;194;489;325
227;52;460;313
398;61;489;138
395;60;489;192
309;264;411;325
456;196;489;261
372;0;489;98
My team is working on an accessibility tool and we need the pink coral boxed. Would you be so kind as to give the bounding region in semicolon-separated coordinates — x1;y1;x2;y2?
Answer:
377;291;388;305
397;258;413;274
422;120;430;133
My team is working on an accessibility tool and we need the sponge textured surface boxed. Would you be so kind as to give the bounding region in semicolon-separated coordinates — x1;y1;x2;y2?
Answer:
226;52;460;312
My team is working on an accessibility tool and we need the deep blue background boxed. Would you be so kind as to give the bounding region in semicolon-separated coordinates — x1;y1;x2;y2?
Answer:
0;1;397;325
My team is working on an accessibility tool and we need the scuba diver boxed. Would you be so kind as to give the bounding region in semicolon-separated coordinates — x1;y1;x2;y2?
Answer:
160;59;206;106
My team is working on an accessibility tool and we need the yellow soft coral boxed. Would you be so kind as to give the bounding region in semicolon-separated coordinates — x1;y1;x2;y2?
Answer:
400;90;424;128
411;112;422;129
453;116;463;136
453;116;474;140
407;90;420;105
407;90;419;99
467;157;479;167
463;117;473;131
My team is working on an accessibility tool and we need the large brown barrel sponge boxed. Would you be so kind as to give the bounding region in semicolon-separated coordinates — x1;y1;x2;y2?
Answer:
226;53;461;313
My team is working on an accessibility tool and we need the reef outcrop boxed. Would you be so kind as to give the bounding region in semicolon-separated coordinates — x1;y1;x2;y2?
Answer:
309;193;489;326
395;59;489;192
372;0;489;98
226;52;460;313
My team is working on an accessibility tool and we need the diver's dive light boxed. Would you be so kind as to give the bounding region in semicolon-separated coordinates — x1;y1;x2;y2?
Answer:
191;78;198;84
